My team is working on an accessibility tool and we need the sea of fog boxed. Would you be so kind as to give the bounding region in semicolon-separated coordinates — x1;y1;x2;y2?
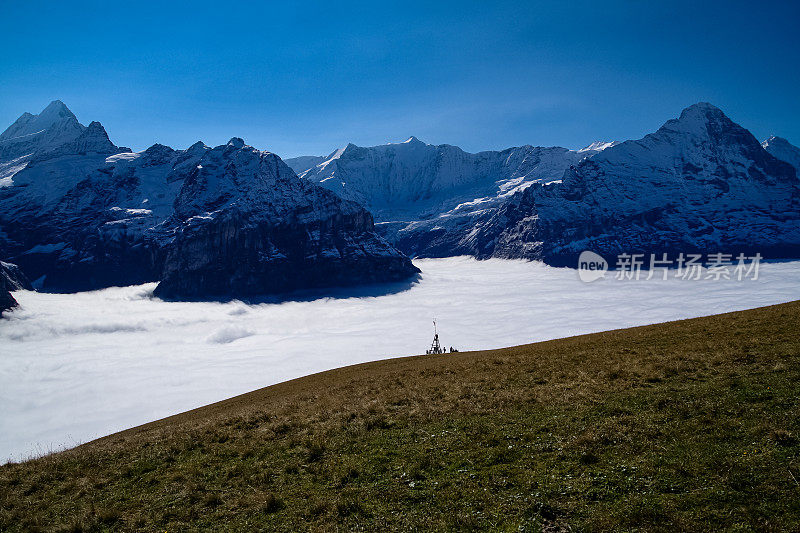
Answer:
2;257;800;462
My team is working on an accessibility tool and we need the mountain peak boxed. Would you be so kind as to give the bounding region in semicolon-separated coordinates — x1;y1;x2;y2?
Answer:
81;121;115;146
338;142;359;155
85;120;105;132
38;100;77;122
29;118;125;162
227;137;245;149
185;141;209;157
144;142;174;154
683;101;721;111
0;100;84;150
43;99;69;110
677;102;727;123
649;102;749;145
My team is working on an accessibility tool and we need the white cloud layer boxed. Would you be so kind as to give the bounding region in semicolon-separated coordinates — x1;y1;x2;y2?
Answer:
1;257;799;463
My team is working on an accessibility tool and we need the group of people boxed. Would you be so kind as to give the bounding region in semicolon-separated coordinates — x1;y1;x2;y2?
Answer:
426;345;459;355
426;320;458;354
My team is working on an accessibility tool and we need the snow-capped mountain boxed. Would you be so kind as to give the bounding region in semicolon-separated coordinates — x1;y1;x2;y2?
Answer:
155;138;418;298
0;102;418;297
479;103;800;264
292;136;616;221
0;100;132;182
0;114;192;289
3;100;796;291
762;136;800;174
0;100;85;158
289;136;619;256
291;104;799;263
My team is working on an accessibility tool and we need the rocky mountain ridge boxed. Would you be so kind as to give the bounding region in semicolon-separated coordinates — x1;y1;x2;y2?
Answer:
2;100;798;304
288;104;800;263
0;102;418;299
484;103;800;263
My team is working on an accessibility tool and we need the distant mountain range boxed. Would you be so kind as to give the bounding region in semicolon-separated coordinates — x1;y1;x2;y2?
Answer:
1;100;798;300
289;103;800;262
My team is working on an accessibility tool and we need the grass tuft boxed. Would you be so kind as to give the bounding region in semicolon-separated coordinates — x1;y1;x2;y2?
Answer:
771;429;797;447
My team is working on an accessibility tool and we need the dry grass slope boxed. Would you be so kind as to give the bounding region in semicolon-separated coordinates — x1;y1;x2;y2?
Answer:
2;301;800;531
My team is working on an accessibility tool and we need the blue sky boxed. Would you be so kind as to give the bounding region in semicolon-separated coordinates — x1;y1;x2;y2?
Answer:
1;0;798;157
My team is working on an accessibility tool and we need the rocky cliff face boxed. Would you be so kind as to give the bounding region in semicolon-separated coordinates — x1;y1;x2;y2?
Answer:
0;103;418;298
481;103;800;264
0;289;15;315
1;261;31;315
153;139;418;299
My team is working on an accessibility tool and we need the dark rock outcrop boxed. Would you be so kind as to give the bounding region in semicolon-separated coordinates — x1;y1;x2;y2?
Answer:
0;289;16;315
1;261;31;315
153;140;419;298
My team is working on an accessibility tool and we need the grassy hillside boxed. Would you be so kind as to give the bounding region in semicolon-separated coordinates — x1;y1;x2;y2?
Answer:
2;302;800;532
